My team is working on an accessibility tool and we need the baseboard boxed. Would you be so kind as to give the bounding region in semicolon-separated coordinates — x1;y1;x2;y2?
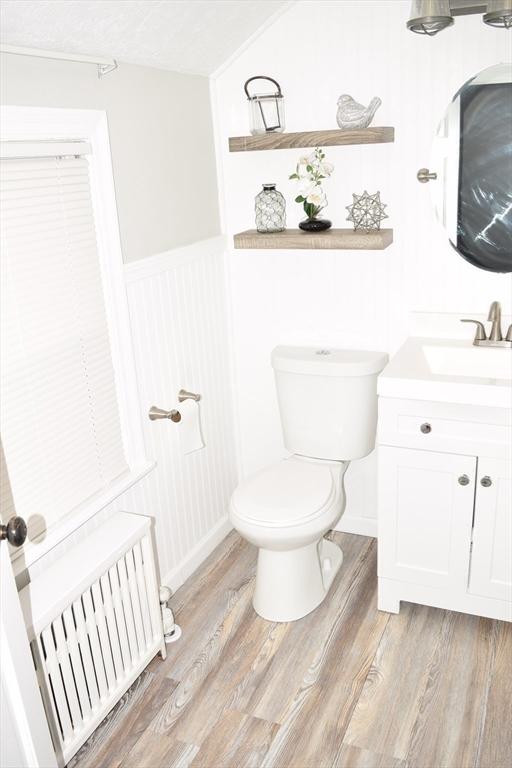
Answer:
160;513;375;592
378;577;512;622
336;515;377;538
161;515;233;594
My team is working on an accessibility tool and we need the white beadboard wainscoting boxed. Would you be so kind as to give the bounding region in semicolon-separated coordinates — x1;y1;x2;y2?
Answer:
17;236;238;595
122;236;238;591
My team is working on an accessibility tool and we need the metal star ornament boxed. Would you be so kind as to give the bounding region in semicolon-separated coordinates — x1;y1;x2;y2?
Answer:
346;190;388;232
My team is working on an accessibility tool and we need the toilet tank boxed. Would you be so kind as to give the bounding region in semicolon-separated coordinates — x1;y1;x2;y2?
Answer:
272;345;388;461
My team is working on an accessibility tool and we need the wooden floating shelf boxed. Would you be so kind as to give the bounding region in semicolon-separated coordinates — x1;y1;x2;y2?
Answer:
233;228;393;251
229;127;394;152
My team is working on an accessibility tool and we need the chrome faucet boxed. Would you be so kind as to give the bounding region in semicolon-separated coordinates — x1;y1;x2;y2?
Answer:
461;301;512;348
488;301;503;342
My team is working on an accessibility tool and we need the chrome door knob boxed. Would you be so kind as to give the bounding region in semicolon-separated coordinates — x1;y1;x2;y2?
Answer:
420;423;432;434
458;475;470;486
0;516;27;547
480;476;492;487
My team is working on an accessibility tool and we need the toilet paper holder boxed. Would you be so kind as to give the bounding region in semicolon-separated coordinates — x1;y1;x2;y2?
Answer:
178;389;201;403
148;406;182;422
148;389;201;423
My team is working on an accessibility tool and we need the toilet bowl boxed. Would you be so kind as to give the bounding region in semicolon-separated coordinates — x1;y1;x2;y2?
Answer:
230;344;388;623
231;456;348;622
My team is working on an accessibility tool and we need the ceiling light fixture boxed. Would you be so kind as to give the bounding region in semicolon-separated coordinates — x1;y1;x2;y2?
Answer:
407;0;512;34
483;0;512;27
407;0;454;35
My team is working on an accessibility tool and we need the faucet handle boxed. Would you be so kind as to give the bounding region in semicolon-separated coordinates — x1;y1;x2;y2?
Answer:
460;319;486;341
506;324;512;343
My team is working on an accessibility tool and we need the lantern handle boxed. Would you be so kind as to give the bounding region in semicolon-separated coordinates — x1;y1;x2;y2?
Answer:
244;76;283;99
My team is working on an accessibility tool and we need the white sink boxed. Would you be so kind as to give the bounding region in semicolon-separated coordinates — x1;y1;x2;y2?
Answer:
423;344;512;381
379;337;512;408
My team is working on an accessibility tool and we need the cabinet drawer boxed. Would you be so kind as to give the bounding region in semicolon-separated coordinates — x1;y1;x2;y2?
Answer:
378;397;511;458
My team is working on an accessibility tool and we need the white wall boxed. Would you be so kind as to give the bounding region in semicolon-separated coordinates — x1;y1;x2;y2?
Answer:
0;54;220;262
121;237;238;589
212;0;512;534
21;237;238;593
1;54;237;590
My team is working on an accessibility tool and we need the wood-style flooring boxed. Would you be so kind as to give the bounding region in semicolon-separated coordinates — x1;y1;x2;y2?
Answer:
70;532;512;768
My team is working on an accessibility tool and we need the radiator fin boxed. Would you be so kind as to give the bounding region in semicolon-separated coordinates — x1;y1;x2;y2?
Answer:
30;530;163;766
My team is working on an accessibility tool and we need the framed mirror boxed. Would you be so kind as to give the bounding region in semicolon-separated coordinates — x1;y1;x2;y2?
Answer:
430;63;512;273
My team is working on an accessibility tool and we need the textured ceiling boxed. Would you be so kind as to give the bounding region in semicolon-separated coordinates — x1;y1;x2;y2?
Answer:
0;0;288;76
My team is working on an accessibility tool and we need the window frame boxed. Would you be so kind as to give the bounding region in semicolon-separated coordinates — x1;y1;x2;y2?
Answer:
1;106;154;573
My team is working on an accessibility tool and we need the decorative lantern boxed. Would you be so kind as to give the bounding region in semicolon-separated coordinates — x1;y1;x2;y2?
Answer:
244;76;285;136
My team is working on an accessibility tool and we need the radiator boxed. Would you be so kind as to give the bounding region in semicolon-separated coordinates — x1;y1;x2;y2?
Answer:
19;512;165;767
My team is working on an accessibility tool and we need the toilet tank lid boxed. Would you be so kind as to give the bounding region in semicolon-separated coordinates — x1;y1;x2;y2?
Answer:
271;345;388;377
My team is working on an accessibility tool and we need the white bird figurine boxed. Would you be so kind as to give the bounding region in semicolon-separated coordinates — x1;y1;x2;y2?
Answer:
336;95;382;130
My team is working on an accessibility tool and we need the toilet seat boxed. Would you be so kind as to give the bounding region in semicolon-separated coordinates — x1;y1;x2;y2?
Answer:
231;457;340;527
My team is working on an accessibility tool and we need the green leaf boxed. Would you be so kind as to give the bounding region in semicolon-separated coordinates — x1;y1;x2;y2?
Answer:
289;173;299;179
295;195;305;203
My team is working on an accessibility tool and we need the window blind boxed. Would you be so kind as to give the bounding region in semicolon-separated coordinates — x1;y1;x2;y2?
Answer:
0;152;128;541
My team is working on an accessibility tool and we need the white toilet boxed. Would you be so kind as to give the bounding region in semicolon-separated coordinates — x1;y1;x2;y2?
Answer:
230;344;388;623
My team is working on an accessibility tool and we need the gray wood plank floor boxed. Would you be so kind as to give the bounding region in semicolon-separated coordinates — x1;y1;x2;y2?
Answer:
70;532;512;768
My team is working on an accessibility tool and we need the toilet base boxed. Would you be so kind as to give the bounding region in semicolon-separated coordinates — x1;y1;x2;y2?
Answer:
253;537;343;622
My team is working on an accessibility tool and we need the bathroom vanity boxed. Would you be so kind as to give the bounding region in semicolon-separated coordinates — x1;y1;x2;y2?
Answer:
377;335;512;622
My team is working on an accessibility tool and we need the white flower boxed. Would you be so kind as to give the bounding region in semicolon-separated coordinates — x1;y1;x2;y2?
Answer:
306;190;326;208
319;161;334;176
299;181;316;198
290;148;333;211
297;158;312;179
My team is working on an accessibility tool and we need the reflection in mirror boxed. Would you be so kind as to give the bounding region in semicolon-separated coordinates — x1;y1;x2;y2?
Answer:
431;63;512;273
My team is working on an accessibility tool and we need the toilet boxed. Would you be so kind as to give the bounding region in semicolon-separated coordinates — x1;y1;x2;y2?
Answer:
230;344;388;622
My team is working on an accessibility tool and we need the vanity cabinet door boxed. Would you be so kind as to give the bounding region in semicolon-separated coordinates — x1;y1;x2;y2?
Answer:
469;458;512;602
378;446;476;589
